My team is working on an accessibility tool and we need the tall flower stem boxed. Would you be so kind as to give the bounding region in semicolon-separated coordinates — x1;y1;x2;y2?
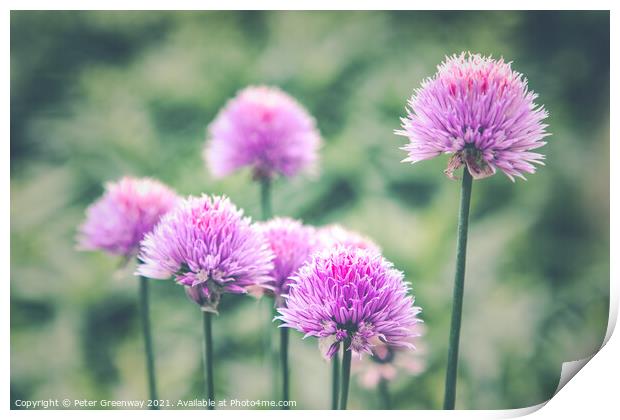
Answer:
331;346;340;410
443;169;473;410
138;276;158;409
259;177;279;399
260;177;273;220
280;327;290;408
339;342;352;410
378;378;391;409
202;312;215;410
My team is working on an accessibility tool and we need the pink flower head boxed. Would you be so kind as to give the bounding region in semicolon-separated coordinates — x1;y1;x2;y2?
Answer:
136;195;274;312
318;224;381;254
205;85;322;180
77;177;178;257
352;323;426;389
396;52;550;181
256;217;319;305
277;247;421;359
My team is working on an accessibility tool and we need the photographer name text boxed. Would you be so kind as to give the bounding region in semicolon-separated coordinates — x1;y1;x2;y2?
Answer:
13;398;297;409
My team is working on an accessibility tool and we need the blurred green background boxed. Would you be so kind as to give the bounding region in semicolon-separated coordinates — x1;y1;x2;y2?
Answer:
10;11;609;410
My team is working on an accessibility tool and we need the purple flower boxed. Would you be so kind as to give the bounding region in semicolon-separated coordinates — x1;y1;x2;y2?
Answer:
396;52;550;181
352;323;426;389
204;85;322;180
318;224;381;254
77;177;178;257
136;195;274;312
257;218;319;305
277;247;421;359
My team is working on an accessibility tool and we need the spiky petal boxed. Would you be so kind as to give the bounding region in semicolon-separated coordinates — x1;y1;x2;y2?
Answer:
136;195;274;312
257;217;319;305
205;85;322;180
277;247;421;359
396;52;550;181
352;323;426;388
317;224;381;253
77;177;179;257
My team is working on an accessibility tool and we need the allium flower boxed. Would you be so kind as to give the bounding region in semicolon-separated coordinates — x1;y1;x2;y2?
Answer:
256;217;319;305
396;52;550;181
77;177;178;257
205;85;322;180
352;324;426;389
136;195;274;312
318;224;381;254
277;247;421;359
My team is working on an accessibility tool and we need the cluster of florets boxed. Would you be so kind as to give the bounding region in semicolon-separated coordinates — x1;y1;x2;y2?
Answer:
277;247;421;360
136;195;274;312
204;85;322;180
77;177;178;257
397;52;549;181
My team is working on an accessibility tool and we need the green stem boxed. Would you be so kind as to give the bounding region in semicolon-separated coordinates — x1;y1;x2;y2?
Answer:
202;312;215;410
331;347;340;410
260;178;277;400
378;378;391;410
280;327;290;408
443;168;473;410
139;276;158;409
339;343;352;410
264;302;277;400
260;177;272;220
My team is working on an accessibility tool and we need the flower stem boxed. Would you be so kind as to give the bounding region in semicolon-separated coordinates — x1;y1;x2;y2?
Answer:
280;327;290;408
260;177;273;220
202;311;215;410
378;378;391;409
265;303;277;400
260;177;278;400
138;276;158;409
443;168;473;410
339;343;352;410
331;347;340;410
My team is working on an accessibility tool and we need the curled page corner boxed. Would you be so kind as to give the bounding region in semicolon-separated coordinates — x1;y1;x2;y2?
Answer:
495;354;601;418
549;273;619;395
554;355;596;395
496;286;617;418
550;291;617;397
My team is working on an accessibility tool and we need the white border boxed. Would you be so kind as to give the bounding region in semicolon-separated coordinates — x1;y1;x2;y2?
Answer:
1;0;616;11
